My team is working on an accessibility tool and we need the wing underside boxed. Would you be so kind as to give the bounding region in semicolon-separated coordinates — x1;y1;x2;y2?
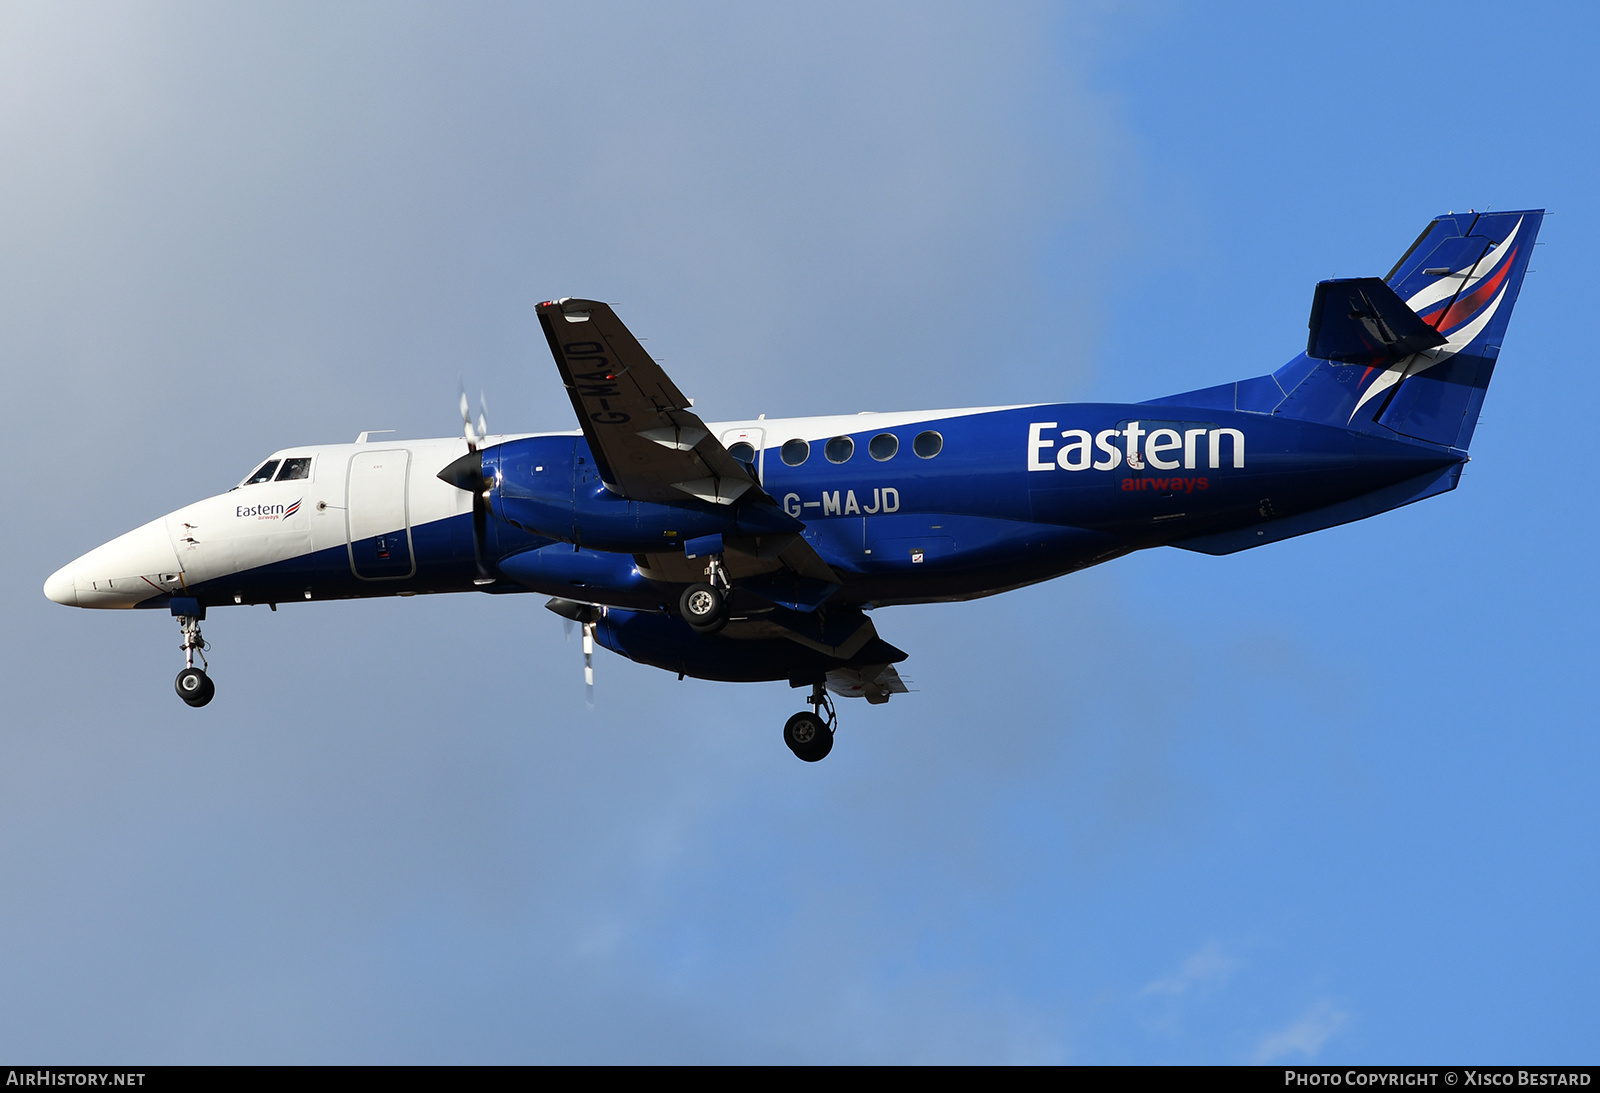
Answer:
536;296;840;596
535;297;758;506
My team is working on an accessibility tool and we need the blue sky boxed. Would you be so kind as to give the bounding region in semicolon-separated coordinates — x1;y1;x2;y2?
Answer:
2;1;1596;1063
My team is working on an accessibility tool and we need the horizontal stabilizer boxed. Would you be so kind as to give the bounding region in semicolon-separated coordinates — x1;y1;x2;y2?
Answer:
1307;277;1446;364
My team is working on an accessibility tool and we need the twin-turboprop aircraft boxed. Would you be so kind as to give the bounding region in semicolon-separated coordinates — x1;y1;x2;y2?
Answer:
45;210;1541;760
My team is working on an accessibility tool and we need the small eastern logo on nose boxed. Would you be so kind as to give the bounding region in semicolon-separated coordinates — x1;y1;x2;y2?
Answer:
234;498;303;520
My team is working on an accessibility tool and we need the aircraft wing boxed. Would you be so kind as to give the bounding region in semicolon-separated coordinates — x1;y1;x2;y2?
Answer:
535;297;758;506
536;295;841;596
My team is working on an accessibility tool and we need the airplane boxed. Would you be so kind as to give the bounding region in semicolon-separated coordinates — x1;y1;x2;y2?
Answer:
44;209;1541;761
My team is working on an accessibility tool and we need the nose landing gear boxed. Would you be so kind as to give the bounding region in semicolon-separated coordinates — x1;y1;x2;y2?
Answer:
783;684;836;762
173;611;214;708
175;665;213;706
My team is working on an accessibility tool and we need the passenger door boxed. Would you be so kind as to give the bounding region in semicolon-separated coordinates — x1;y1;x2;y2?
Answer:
347;449;415;579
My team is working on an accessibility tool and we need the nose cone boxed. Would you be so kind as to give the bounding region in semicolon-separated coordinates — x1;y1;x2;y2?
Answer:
45;516;183;609
43;565;78;606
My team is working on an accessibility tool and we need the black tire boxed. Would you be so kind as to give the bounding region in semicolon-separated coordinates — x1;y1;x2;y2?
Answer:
175;667;214;708
783;711;833;762
679;582;727;635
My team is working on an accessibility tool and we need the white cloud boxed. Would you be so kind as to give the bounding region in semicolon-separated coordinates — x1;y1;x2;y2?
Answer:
1142;941;1240;997
1252;998;1348;1063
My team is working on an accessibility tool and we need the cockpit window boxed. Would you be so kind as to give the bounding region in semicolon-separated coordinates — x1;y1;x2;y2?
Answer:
275;457;312;481
244;460;280;485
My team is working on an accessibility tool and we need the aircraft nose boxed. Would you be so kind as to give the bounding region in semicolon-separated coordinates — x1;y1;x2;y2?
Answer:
43;564;78;606
45;516;183;609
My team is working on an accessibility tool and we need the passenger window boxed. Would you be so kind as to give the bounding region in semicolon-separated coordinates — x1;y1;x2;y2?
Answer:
781;439;810;466
825;436;854;464
913;431;943;459
727;442;756;464
869;433;898;461
275;457;312;481
245;460;280;485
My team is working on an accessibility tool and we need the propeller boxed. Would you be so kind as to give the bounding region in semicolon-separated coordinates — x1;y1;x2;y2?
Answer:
439;386;495;577
548;598;601;706
582;619;595;706
458;386;490;450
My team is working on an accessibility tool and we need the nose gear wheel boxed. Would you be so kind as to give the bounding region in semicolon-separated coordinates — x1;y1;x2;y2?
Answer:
175;666;214;707
174;613;216;707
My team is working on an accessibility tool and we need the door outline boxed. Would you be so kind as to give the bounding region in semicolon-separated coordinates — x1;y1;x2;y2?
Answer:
346;449;416;581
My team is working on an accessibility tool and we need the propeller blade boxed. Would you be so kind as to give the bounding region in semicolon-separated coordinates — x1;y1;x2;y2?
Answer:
459;387;478;451
472;489;489;576
544;599;601;702
583;620;595;706
477;391;489;445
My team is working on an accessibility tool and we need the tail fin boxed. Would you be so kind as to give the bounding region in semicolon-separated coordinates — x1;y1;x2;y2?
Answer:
1151;210;1543;451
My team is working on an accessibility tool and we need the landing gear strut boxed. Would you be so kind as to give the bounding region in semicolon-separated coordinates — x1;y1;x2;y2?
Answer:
783;684;835;762
174;613;215;708
680;553;731;635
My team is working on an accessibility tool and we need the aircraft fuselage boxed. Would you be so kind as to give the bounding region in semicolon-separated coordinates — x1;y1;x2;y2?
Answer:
45;402;1460;616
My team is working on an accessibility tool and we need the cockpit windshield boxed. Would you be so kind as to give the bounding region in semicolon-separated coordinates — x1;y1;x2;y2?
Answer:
275;457;312;481
244;460;280;485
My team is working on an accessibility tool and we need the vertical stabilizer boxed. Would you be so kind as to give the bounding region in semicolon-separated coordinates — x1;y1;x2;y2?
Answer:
1275;210;1542;449
1149;211;1543;453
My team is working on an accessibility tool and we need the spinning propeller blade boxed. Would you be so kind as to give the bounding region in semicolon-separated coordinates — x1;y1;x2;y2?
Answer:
459;386;478;451
440;389;494;576
546;598;602;707
583;620;595;706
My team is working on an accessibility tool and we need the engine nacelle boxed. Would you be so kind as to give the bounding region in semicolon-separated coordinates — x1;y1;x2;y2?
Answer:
496;543;662;610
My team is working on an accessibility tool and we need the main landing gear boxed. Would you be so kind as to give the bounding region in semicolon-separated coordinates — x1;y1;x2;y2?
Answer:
674;558;837;763
174;613;215;708
679;553;731;635
784;684;836;762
